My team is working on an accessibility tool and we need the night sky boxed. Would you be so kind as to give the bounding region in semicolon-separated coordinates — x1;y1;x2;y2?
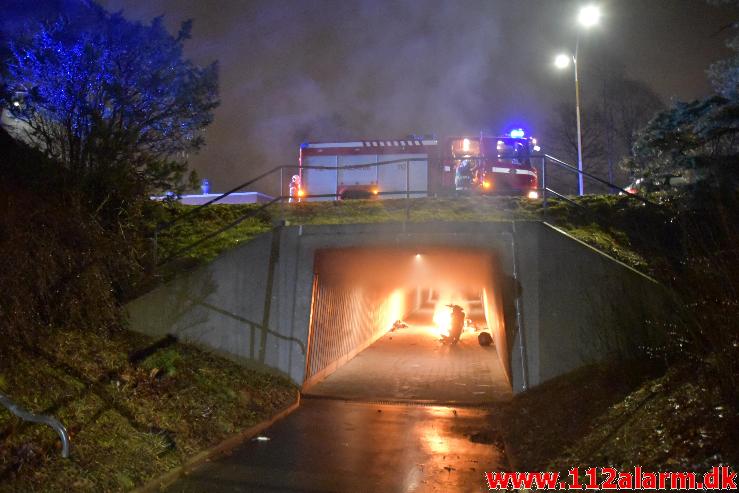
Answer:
90;1;738;192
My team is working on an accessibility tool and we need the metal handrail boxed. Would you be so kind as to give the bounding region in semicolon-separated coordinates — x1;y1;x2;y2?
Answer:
0;392;70;458
541;154;660;208
156;158;430;234
155;152;659;266
160;153;654;234
157;189;430;266
544;187;585;209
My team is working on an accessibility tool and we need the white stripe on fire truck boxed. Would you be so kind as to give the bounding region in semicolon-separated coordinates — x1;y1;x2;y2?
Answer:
491;167;537;177
305;139;437;149
307;142;365;148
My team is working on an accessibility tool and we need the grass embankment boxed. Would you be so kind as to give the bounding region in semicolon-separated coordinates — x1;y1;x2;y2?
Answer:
0;132;299;493
0;328;296;492
154;195;652;273
494;188;739;477
499;361;738;473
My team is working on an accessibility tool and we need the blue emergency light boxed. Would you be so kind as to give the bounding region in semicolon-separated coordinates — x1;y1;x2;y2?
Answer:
509;128;525;139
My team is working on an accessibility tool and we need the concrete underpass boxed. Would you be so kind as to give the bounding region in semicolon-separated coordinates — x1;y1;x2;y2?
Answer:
127;221;676;492
303;248;512;403
127;221;673;395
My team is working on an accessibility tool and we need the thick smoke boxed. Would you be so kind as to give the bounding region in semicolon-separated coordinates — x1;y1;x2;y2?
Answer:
97;0;551;192
96;0;730;193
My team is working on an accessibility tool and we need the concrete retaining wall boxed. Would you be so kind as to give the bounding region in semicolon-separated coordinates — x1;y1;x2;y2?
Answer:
513;223;671;388
126;221;673;392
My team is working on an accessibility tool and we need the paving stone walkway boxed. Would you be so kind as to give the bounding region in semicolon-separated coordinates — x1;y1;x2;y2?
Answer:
304;325;512;404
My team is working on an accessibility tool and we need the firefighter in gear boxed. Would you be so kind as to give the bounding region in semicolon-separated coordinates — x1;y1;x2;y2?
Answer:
445;304;465;345
455;159;474;191
289;175;302;203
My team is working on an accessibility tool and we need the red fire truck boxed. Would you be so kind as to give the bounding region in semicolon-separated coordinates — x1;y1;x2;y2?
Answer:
296;131;540;201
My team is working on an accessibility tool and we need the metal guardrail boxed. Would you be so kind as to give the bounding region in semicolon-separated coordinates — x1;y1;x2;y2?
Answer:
0;392;70;458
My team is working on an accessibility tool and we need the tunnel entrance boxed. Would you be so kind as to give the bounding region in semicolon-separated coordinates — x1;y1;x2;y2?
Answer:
303;247;512;403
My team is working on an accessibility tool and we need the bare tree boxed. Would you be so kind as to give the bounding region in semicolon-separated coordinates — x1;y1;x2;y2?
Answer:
592;62;664;184
543;101;607;194
544;62;664;193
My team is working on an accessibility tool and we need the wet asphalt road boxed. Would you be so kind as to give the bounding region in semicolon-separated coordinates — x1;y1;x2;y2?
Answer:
165;398;506;493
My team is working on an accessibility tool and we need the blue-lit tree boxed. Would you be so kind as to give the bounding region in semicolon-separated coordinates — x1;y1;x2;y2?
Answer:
4;4;219;207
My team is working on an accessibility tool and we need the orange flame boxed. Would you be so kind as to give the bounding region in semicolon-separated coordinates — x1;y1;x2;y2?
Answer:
431;294;470;338
432;305;452;337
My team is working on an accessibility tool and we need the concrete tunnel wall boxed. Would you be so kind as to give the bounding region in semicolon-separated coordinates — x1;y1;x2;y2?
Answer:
304;273;415;388
125;221;674;393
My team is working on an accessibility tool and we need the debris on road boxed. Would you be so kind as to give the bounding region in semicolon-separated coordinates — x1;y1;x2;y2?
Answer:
477;332;493;346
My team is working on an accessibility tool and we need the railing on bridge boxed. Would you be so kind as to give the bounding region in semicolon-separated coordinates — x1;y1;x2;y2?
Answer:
536;153;659;209
156;189;430;267
153;154;659;268
153;157;435;266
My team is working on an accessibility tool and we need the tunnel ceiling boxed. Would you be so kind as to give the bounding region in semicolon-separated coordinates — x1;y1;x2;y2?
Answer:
315;247;494;292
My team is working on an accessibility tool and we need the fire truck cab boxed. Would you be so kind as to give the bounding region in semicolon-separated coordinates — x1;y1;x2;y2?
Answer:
445;132;539;198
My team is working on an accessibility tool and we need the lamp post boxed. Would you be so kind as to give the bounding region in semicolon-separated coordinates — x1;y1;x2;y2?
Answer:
554;5;601;196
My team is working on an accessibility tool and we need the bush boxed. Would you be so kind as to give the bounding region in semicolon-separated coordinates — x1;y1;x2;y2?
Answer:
0;185;117;340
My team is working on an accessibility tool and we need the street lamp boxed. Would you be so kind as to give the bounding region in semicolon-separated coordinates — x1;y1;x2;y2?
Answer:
578;5;601;27
554;4;601;196
554;54;570;70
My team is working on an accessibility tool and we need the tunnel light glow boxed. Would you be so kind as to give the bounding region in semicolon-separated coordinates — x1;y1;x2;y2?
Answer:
554;54;571;69
415;253;422;260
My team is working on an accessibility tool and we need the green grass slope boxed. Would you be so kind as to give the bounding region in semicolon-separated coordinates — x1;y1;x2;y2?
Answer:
0;328;297;492
153;195;653;274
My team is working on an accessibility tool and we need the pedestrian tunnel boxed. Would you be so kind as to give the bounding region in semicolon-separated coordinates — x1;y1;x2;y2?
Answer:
303;247;512;401
127;222;673;396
